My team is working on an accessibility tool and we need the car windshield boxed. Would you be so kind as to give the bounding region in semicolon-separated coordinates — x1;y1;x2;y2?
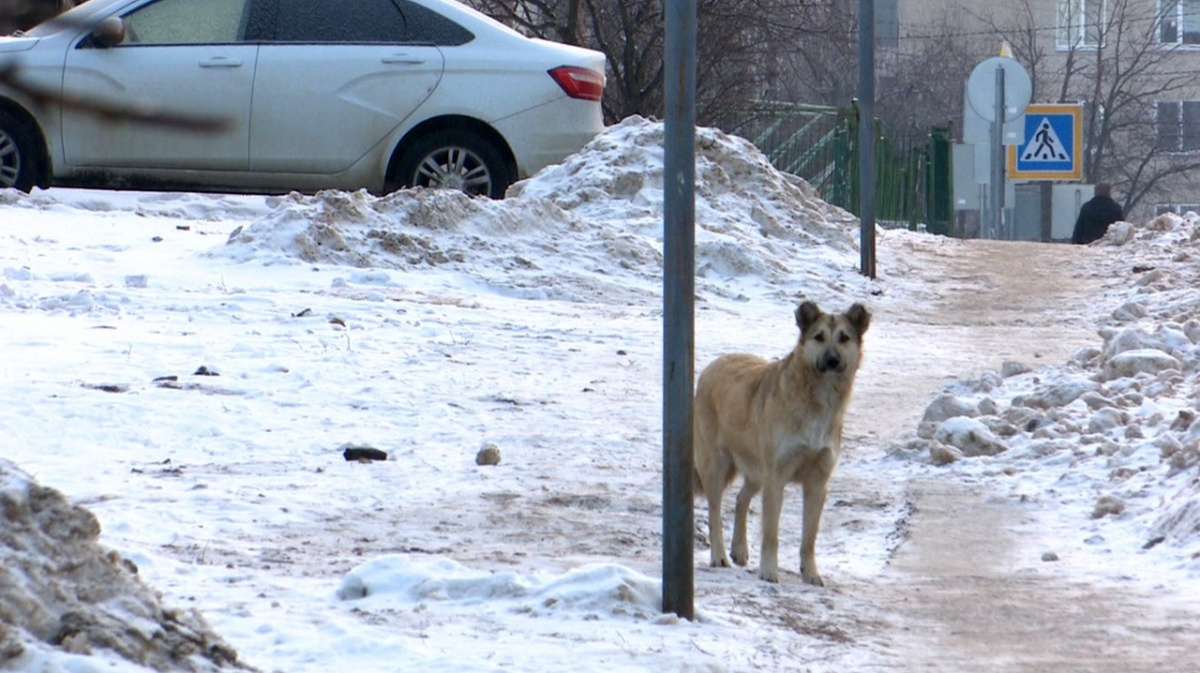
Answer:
24;0;122;37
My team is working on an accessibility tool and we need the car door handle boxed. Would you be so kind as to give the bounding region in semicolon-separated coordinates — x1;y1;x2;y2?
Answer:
199;57;244;68
382;54;426;65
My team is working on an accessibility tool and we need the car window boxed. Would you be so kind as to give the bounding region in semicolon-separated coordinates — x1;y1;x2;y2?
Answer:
398;0;474;45
272;0;472;45
122;0;251;45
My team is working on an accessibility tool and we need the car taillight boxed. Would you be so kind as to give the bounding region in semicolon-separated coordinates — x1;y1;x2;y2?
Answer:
549;66;605;102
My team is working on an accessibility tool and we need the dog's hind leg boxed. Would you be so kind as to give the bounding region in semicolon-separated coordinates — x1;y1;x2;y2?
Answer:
731;478;760;567
705;490;731;567
698;446;734;568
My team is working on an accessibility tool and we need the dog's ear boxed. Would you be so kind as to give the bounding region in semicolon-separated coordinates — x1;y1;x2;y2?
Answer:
796;301;822;332
845;302;871;336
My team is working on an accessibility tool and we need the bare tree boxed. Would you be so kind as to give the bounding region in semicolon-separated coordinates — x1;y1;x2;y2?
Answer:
759;0;858;108
873;16;982;136
472;0;581;44
579;0;665;122
751;3;979;137
467;0;813;127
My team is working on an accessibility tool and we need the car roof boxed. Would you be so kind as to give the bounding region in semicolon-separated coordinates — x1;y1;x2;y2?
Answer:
28;0;526;42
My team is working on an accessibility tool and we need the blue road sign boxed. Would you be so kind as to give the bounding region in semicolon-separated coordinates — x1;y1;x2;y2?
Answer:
1008;104;1083;180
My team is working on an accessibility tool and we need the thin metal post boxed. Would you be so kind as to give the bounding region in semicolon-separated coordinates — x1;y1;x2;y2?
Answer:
858;0;876;278
990;65;1005;240
662;0;695;621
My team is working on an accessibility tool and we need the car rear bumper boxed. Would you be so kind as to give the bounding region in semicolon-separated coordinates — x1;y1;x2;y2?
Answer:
492;98;604;180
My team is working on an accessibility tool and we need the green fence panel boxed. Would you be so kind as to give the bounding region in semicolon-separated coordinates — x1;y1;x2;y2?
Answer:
729;103;953;234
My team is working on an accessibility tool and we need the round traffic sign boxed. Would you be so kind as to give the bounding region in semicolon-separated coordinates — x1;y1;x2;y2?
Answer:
967;56;1032;122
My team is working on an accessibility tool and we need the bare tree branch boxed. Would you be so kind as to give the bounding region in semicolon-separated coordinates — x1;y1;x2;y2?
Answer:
0;62;231;132
1;4;231;132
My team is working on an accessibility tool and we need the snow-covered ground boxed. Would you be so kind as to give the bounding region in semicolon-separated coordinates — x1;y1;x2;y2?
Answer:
2;116;1199;672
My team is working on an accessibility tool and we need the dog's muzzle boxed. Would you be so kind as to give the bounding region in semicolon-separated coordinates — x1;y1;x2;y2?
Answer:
816;350;845;373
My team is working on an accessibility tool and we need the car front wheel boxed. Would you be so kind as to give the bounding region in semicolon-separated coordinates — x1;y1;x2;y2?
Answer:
0;110;43;192
394;130;512;199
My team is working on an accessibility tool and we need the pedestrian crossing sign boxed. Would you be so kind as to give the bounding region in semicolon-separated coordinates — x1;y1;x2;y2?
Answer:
1007;104;1083;180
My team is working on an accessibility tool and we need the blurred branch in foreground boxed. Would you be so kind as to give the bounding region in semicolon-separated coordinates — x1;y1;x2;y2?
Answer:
1;1;231;133
0;0;75;35
0;62;232;132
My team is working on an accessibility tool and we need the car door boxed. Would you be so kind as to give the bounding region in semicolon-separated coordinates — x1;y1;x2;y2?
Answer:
248;0;453;174
60;0;256;170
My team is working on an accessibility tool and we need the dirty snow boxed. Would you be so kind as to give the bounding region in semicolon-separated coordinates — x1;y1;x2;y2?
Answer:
898;208;1200;578
0;462;243;672
1;114;1199;672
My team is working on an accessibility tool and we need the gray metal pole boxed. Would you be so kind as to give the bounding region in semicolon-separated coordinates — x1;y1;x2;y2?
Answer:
662;0;695;621
990;65;1005;240
858;0;876;278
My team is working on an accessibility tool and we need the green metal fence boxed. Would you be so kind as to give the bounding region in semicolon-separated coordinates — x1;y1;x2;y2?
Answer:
729;102;954;236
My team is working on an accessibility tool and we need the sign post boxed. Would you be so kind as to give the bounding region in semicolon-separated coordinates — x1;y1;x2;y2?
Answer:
990;65;1005;239
661;0;695;622
965;51;1031;239
858;0;875;278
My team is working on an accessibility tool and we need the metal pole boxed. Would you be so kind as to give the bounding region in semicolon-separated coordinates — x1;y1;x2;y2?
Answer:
858;0;876;278
662;0;695;621
990;65;1005;240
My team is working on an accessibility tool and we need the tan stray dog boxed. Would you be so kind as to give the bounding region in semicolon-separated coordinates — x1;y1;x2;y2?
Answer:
693;300;870;585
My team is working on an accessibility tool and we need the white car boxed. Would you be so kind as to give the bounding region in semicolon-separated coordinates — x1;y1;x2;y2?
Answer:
0;0;606;198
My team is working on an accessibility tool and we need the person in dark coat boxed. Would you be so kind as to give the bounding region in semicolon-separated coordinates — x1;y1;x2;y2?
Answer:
1071;182;1124;244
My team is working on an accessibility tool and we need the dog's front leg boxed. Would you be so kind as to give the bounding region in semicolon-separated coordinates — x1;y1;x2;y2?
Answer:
800;472;831;587
732;480;760;566
758;479;785;582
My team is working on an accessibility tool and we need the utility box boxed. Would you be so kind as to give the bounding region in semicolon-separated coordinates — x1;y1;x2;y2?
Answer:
953;144;980;210
1009;182;1092;242
1012;183;1045;241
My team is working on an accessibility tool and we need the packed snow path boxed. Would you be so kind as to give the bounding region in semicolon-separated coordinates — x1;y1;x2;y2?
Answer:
849;237;1200;672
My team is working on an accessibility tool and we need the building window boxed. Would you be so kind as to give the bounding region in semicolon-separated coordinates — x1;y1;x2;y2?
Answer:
1057;0;1106;48
875;0;898;49
1156;101;1200;152
1160;0;1200;44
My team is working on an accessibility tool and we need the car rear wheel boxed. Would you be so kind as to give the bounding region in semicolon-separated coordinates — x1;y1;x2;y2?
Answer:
0;110;43;192
394;129;512;199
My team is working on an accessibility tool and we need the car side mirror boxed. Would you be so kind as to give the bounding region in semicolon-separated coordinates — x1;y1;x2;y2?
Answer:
91;17;126;48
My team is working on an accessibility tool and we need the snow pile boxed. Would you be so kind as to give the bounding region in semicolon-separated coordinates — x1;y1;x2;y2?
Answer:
0;460;245;673
218;116;867;305
509;115;860;264
219;188;639;302
1102;209;1200;325
336;555;664;621
902;211;1200;572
